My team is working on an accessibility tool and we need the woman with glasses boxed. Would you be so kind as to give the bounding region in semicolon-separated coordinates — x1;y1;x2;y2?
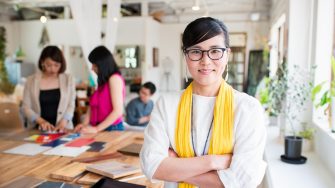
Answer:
140;17;266;188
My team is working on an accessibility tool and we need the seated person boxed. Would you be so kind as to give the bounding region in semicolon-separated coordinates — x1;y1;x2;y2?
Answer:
126;82;156;126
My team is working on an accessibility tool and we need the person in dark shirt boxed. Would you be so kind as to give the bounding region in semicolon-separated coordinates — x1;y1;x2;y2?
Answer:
126;82;156;126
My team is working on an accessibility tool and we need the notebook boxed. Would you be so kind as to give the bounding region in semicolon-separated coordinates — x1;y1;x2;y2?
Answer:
87;141;106;152
86;161;141;179
4;143;51;156
43;145;90;157
91;177;145;188
65;138;95;147
117;143;142;156
42;139;67;147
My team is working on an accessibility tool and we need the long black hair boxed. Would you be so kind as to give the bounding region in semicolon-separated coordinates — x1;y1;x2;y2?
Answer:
88;46;121;86
182;17;230;51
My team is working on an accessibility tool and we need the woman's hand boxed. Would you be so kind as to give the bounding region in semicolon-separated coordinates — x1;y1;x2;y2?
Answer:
74;123;86;133
80;126;99;134
54;119;68;133
209;154;232;170
38;120;54;132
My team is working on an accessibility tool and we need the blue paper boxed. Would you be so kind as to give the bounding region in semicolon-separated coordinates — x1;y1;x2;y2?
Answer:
42;139;67;147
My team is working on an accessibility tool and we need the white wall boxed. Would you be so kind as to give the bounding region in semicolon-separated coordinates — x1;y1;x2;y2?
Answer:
159;24;184;91
142;18;161;88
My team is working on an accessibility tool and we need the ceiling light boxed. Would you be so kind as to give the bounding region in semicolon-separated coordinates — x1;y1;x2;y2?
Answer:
250;12;260;21
192;6;200;11
40;15;47;23
192;0;200;11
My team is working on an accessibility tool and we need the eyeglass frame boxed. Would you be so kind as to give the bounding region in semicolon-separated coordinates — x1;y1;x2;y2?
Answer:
183;47;227;61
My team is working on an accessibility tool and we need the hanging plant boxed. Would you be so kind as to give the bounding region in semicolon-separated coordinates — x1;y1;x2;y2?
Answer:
39;26;50;47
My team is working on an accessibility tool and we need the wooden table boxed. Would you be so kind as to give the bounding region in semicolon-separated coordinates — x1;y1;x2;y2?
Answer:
0;129;163;187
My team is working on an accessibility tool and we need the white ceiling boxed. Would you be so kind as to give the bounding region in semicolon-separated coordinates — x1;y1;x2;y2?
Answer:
0;0;271;23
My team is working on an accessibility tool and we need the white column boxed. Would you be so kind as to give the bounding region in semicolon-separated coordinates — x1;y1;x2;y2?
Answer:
69;0;102;86
141;1;148;17
105;0;121;53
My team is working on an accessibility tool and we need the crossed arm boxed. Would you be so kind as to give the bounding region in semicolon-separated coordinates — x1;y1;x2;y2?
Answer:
153;149;231;188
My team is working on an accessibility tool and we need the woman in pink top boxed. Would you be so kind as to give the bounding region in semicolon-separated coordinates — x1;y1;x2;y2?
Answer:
75;46;125;133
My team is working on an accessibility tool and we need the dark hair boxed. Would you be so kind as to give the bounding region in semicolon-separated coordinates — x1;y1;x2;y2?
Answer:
182;17;230;51
88;46;121;86
142;82;156;95
38;45;66;73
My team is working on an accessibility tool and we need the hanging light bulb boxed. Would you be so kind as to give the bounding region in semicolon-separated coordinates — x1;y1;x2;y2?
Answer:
40;15;47;23
250;12;260;21
192;0;200;11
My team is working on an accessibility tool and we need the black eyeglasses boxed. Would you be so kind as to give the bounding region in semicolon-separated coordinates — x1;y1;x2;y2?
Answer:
184;48;227;61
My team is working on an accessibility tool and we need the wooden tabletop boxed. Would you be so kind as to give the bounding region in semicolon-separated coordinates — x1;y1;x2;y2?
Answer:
0;129;163;188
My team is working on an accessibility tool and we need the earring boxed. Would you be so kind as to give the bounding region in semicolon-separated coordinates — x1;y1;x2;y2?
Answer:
185;66;189;83
225;64;229;81
183;56;189;83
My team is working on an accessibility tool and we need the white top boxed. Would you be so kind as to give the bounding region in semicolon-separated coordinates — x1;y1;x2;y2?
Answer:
140;90;267;188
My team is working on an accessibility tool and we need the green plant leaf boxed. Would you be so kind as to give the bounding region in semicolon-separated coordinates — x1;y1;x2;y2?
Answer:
320;91;330;106
311;82;325;101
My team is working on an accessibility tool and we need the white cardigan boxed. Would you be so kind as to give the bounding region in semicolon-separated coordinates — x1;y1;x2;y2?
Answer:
140;90;267;188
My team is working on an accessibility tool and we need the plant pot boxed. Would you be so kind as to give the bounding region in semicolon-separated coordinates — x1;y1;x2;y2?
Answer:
284;136;302;159
281;136;307;164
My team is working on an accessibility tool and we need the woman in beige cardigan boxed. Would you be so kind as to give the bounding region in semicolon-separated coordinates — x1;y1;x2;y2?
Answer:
22;46;76;132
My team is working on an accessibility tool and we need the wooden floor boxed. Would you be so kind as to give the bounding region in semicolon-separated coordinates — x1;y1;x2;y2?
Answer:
0;129;163;188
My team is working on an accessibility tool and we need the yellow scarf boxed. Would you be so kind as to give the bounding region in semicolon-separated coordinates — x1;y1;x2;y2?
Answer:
175;79;234;188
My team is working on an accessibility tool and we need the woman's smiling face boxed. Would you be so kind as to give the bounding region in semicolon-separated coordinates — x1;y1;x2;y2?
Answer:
185;35;230;87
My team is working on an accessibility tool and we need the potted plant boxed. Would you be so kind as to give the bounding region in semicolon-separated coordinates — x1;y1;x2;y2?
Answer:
280;64;314;164
15;46;25;63
257;61;288;127
311;56;335;132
